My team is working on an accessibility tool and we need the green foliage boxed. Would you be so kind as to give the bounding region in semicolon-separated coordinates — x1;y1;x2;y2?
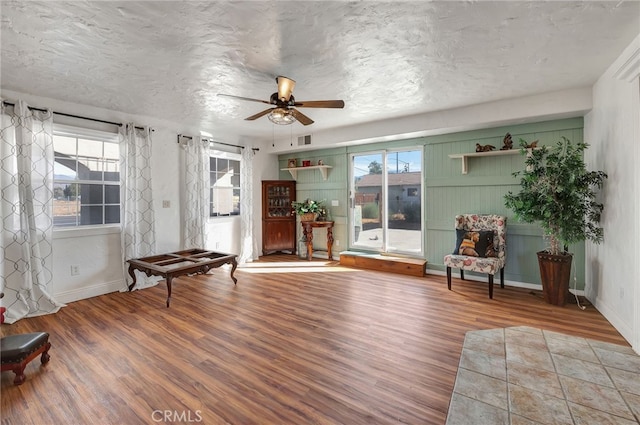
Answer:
291;198;324;215
63;183;78;198
362;202;379;219
53;186;64;199
504;137;607;255
368;161;383;174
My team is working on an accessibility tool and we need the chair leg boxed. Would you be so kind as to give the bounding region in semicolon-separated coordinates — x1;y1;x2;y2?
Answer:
446;267;452;290
488;274;494;299
500;267;505;288
11;365;27;385
41;342;51;364
460;270;465;280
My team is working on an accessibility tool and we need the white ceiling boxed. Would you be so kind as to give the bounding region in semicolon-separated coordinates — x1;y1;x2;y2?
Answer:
1;1;639;145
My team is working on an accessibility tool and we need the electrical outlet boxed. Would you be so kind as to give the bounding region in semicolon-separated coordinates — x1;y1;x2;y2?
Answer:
331;200;339;207
335;240;339;247
162;200;170;208
215;242;220;249
70;265;80;276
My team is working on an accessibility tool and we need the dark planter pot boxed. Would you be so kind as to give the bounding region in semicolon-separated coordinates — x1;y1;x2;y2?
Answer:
537;251;573;306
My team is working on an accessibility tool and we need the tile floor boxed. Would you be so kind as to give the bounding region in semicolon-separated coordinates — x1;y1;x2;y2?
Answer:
446;326;640;425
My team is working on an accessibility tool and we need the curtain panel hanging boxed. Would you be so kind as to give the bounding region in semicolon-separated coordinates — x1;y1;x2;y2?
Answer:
239;146;256;264
119;123;159;291
182;136;210;249
0;100;64;323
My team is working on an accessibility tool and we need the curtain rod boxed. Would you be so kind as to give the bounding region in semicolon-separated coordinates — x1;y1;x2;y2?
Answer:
177;134;259;152
2;101;151;131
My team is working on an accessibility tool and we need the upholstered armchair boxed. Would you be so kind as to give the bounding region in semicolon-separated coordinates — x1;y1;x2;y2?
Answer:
443;214;507;298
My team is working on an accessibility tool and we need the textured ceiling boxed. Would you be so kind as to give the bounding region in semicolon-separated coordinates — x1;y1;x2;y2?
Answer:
1;1;639;144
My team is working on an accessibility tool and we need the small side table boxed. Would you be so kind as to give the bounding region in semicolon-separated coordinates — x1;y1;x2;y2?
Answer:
301;221;334;260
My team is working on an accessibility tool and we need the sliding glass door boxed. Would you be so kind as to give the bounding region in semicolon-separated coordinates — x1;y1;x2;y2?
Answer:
349;149;423;256
350;152;384;251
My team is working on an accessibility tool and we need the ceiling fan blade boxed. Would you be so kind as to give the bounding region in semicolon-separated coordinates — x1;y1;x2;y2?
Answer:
276;76;296;102
218;93;270;104
290;108;314;126
245;108;274;121
293;100;345;108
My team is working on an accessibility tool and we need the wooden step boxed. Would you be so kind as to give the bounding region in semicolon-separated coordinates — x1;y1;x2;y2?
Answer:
340;252;427;277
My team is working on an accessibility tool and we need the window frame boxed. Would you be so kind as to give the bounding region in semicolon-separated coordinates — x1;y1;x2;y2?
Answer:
348;148;424;256
52;124;120;229
209;148;241;218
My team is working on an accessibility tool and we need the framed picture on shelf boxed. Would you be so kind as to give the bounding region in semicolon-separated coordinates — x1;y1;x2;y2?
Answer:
287;158;297;168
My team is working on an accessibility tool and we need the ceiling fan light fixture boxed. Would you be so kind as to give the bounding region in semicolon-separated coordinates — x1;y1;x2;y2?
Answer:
268;108;296;125
276;76;295;102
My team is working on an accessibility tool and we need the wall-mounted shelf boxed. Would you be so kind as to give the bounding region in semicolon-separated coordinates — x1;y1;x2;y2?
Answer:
449;149;531;174
281;165;333;181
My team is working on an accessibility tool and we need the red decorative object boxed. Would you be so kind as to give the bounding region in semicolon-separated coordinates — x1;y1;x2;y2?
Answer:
302;160;311;166
0;292;5;324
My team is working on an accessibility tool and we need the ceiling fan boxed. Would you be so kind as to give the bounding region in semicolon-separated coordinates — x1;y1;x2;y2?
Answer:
218;76;345;126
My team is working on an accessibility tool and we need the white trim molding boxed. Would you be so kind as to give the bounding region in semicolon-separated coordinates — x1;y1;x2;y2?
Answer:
613;37;640;82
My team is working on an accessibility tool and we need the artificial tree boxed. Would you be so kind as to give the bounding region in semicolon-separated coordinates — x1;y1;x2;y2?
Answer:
504;137;607;305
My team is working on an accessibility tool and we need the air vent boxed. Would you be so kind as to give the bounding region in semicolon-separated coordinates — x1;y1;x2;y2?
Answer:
297;135;312;146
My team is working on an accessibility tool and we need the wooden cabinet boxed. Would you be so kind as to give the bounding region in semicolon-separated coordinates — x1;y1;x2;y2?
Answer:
262;180;296;255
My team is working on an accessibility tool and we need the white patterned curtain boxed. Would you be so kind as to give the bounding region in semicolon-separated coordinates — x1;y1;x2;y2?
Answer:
239;146;256;264
119;124;158;290
182;136;210;249
0;100;64;323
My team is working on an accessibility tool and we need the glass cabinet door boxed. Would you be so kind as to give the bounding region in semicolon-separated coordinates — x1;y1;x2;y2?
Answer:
267;183;293;218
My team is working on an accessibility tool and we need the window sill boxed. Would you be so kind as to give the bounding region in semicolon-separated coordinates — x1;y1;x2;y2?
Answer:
208;216;240;223
53;225;120;239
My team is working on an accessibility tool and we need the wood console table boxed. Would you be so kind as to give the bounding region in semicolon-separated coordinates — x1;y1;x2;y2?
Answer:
301;221;334;261
127;249;237;307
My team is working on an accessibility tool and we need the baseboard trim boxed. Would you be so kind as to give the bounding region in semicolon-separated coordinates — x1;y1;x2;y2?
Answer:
54;279;124;304
592;296;634;347
426;269;585;296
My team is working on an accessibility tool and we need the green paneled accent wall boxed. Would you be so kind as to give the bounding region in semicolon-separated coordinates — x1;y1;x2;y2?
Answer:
278;117;587;289
278;148;349;251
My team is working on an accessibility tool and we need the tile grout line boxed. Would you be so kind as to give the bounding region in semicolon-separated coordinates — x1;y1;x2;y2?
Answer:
544;330;576;425
591;339;640;423
503;328;513;425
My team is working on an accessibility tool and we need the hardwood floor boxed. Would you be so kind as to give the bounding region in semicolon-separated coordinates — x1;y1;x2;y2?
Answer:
1;255;629;425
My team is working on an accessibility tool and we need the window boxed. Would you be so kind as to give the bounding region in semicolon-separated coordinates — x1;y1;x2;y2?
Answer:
53;125;120;227
209;150;240;216
407;187;418;197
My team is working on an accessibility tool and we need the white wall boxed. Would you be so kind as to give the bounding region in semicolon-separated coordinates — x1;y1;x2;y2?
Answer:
52;227;123;302
584;34;640;353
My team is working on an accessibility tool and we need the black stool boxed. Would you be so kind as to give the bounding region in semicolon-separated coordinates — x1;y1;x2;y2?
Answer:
1;332;51;385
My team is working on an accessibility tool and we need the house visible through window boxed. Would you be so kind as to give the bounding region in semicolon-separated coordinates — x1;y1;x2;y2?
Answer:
53;125;120;227
210;150;240;216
